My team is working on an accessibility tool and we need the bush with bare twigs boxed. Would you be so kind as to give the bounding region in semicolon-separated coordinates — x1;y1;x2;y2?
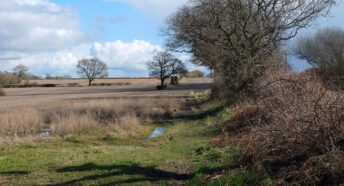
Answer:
224;74;344;184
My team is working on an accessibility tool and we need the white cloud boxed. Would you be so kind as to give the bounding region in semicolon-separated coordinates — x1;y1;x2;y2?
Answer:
0;0;86;53
104;0;188;18
91;40;163;71
0;40;165;77
0;44;91;77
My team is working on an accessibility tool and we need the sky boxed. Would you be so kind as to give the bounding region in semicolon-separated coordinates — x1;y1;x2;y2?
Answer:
0;0;343;77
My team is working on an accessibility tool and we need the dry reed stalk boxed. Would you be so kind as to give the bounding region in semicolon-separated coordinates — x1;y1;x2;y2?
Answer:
0;97;181;138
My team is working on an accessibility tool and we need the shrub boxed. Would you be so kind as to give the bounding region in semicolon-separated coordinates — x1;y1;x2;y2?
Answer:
0;88;5;96
156;85;166;90
225;74;344;184
0;73;19;84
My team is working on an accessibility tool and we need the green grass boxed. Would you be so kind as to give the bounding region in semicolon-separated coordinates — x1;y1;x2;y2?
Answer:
0;95;266;185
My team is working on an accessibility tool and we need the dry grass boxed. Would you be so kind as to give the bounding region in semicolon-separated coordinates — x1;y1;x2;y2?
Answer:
0;97;181;138
50;114;97;136
0;108;45;137
0;79;209;139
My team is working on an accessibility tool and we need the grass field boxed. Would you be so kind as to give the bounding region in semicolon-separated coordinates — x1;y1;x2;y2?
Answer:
0;91;261;185
1;78;253;185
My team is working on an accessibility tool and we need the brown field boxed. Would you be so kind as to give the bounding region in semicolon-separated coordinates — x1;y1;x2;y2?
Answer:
0;78;211;138
27;77;211;87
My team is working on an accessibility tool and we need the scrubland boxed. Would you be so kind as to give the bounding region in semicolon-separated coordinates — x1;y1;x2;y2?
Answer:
215;73;344;185
0;77;343;185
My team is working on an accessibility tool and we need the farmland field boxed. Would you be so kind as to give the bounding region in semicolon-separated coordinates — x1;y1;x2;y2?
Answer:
0;78;238;185
1;78;211;109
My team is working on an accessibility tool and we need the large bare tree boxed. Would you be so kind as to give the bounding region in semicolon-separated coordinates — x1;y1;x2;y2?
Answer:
77;58;108;86
164;0;335;97
146;51;186;89
294;27;344;88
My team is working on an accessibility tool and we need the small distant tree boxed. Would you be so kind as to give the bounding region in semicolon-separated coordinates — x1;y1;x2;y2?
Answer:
77;58;108;86
13;64;29;83
146;51;186;89
45;73;54;79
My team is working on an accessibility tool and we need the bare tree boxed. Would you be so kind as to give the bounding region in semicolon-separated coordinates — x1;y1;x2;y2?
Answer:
164;0;335;97
294;27;344;88
77;58;108;86
146;51;187;89
13;64;29;83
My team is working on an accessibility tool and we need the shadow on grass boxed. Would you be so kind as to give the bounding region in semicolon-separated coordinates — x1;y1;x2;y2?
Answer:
0;171;29;175
175;104;225;121
51;162;229;185
51;163;189;185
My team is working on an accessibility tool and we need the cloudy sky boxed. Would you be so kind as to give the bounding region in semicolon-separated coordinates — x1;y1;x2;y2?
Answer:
0;0;343;77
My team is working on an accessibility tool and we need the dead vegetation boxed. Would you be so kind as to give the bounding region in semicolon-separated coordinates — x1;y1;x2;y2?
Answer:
0;98;181;138
222;74;344;185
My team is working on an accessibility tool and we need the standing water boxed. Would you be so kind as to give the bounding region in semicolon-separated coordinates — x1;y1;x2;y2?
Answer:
39;128;51;137
145;125;170;142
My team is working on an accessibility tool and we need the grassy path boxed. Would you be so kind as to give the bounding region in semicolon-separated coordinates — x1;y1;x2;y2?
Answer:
0;98;236;185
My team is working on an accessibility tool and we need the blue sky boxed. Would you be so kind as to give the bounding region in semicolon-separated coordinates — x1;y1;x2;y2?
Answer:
0;0;343;77
52;0;163;45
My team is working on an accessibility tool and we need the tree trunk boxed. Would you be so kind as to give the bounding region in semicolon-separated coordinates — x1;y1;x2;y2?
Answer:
88;79;92;86
161;78;165;88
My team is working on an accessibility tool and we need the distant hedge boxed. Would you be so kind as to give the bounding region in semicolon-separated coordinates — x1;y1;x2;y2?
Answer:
0;73;19;84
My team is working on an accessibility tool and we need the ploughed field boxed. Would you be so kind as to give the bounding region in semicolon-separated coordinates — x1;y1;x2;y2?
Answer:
0;78;211;110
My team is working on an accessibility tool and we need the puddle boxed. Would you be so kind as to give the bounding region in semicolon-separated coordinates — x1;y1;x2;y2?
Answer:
145;125;171;141
39;128;51;137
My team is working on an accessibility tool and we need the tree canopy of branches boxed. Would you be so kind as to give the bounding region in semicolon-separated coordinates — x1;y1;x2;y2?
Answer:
146;51;187;89
294;27;344;88
77;58;108;86
13;64;29;82
164;0;335;97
